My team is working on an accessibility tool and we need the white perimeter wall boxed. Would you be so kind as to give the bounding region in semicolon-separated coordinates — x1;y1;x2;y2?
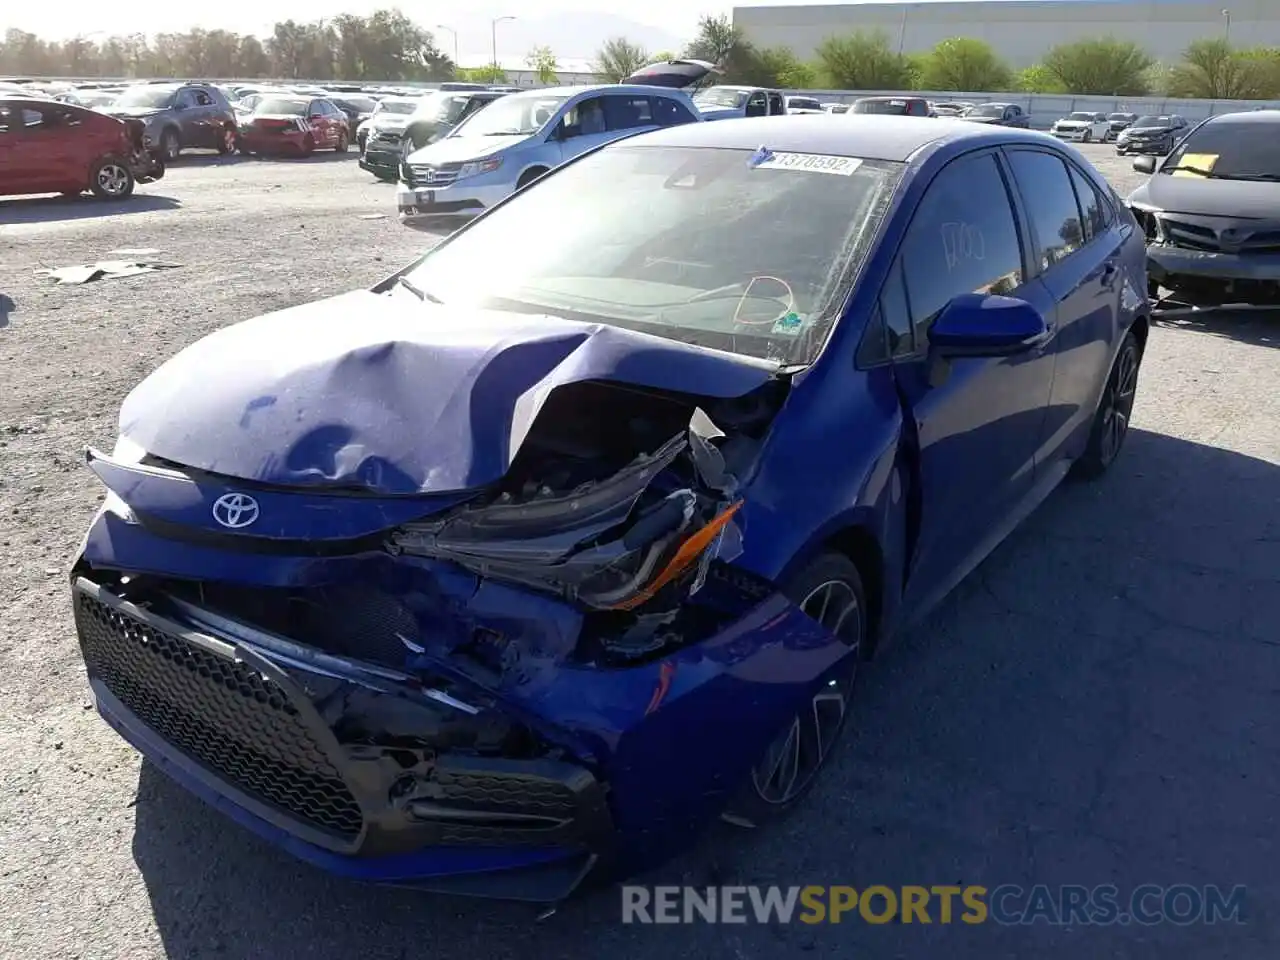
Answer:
734;1;1280;66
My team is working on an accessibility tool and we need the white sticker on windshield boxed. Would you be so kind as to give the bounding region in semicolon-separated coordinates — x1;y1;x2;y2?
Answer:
751;150;862;176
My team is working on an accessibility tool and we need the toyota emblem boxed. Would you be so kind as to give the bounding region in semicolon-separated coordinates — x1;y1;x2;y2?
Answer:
211;492;260;529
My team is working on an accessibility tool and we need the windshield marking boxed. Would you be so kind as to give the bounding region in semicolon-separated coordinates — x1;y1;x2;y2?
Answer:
751;151;862;176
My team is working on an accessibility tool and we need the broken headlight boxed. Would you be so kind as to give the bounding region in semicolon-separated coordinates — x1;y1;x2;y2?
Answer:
387;417;743;612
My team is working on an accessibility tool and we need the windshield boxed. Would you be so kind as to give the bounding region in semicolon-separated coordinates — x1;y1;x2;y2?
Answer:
853;99;908;115
453;94;566;136
1161;120;1280;180
80;91;118;107
415;92;478;124
972;104;1006;118
788;98;820;110
334;96;376;113
1067;112;1094;121
401;145;903;365
255;98;307;115
1135;115;1170;126
1109;113;1135;121
693;86;749;109
374;99;417;115
114;86;176;109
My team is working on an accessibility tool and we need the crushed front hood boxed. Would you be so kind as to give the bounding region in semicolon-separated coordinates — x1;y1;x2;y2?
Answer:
118;290;777;496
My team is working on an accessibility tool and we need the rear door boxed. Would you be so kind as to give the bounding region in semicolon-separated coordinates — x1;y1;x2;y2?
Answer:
1005;148;1126;464
0;106;30;194
883;149;1058;608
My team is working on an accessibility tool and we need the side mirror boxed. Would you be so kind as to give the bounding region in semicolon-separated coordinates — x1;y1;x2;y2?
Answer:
172;102;186;111
1132;155;1157;174
929;293;1049;358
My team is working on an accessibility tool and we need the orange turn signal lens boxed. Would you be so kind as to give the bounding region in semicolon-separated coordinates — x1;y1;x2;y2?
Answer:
609;501;743;611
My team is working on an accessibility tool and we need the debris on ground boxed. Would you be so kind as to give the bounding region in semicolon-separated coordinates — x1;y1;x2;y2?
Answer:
358;213;387;220
36;260;183;285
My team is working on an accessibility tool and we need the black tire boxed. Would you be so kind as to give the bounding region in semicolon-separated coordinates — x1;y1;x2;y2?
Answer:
217;125;237;155
516;167;548;190
722;552;867;828
89;157;135;199
1073;330;1142;481
301;134;315;156
159;128;180;162
335;130;349;153
238;144;254;156
1083;129;1093;143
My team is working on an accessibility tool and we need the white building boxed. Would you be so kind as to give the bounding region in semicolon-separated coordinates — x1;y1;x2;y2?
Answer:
455;55;600;88
733;0;1280;67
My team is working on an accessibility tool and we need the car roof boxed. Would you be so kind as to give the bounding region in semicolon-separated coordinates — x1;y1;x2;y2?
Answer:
1204;109;1280;124
627;114;1060;163
501;84;683;100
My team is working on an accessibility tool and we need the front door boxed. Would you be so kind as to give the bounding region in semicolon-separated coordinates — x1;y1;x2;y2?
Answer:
886;149;1059;608
1004;148;1125;465
552;95;612;163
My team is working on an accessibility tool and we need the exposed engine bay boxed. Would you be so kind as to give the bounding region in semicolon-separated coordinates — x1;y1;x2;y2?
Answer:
391;382;770;593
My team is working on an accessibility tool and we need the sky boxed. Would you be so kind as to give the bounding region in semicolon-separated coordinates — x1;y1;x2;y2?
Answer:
4;0;725;44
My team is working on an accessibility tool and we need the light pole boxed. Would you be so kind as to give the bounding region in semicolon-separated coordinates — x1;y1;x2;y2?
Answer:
491;16;516;77
897;5;910;56
436;24;458;65
1222;8;1231;43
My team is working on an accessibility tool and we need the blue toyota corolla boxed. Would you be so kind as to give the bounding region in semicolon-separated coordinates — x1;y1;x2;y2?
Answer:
71;116;1149;903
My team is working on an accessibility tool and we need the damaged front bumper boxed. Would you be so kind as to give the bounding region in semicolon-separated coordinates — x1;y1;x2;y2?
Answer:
71;390;848;899
1148;244;1280;305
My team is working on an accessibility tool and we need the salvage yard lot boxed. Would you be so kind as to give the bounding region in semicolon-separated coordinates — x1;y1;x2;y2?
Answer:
1;144;1278;959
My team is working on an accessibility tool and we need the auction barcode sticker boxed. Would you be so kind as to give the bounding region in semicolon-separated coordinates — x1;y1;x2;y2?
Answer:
753;152;862;176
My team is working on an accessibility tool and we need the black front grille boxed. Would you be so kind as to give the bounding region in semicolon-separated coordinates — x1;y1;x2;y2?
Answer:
75;589;365;839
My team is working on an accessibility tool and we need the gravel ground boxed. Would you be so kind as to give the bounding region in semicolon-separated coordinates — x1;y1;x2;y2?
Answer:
1;144;1278;960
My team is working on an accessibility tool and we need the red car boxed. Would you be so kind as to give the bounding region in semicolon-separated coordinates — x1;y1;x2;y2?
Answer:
237;96;351;156
0;96;164;200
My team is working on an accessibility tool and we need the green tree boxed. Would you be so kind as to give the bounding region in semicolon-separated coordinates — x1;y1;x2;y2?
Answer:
458;65;507;83
917;37;1012;91
1166;38;1279;99
1016;63;1064;93
815;30;914;90
1041;37;1153;95
651;50;678;63
592;36;649;82
525;45;558;84
756;47;817;88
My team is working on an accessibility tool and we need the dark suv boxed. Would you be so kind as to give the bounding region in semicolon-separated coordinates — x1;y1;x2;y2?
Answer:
104;82;238;160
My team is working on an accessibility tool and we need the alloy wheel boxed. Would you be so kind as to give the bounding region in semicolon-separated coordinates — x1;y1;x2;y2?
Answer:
96;163;130;197
749;579;862;806
1099;343;1139;466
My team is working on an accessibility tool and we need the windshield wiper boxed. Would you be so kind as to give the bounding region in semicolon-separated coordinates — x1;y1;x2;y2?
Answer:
1163;164;1227;178
1216;173;1280;182
390;275;442;303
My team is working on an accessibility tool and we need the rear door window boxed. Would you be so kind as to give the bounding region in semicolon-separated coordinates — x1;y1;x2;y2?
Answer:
1005;150;1085;270
1068;165;1109;242
602;95;653;131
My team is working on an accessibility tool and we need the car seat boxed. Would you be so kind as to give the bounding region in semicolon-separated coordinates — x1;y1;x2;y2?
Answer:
581;104;605;135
